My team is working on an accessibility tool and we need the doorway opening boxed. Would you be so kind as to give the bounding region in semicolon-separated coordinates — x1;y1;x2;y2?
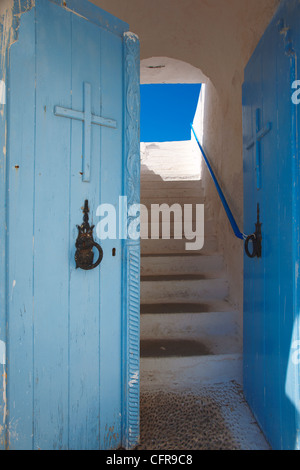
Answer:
137;58;267;450
139;58;240;387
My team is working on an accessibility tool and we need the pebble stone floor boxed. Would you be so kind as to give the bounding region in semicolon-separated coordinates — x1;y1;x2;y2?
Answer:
136;381;270;450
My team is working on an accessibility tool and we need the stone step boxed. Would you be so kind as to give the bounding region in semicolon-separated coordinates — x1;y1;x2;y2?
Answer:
141;162;199;168
140;212;204;224
141;339;211;358
141;236;219;255
140;140;201;180
140;218;215;240
141;254;224;276
140;300;233;314
141;146;199;157
140;228;206;242
141;174;201;182
140;197;205;207
141;155;199;164
141;190;204;200
141;275;228;303
141;153;199;163
140;180;203;192
141;310;240;338
140;140;198;154
141;161;199;169
140;311;241;355
140;354;243;391
141;165;200;175
140;336;241;358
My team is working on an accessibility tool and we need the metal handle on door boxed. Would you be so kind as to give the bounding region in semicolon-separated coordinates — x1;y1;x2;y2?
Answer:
75;200;103;270
245;203;262;259
245;234;259;259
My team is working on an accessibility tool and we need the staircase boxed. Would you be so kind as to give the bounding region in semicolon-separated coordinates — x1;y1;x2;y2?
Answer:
140;141;242;391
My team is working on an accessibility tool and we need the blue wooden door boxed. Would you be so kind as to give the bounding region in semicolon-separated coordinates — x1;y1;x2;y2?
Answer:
243;0;300;450
0;0;140;450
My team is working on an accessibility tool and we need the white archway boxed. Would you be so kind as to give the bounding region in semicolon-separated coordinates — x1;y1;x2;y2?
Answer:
141;57;208;85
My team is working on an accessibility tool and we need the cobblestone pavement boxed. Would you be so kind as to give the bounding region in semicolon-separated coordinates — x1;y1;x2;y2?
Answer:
137;381;270;451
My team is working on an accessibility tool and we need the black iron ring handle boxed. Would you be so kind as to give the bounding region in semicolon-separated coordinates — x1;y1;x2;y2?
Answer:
81;242;103;271
75;200;104;271
245;234;257;259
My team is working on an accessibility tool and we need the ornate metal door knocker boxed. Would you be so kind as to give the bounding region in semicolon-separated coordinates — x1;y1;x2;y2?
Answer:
245;203;262;259
75;200;103;270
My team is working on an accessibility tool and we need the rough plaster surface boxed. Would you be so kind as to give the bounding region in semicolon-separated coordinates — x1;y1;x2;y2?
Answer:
94;0;280;312
93;0;279;86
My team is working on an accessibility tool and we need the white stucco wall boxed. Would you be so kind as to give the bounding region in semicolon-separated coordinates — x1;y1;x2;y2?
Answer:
93;0;280;310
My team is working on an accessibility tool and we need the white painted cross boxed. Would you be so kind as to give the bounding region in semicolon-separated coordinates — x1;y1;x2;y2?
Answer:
55;82;117;182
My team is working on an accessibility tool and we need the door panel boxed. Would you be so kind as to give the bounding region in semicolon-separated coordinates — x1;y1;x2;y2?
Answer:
275;22;300;450
97;26;124;451
7;7;36;450
34;1;72;449
1;0;139;450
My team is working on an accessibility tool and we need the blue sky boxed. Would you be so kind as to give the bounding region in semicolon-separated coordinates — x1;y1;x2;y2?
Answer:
140;84;202;142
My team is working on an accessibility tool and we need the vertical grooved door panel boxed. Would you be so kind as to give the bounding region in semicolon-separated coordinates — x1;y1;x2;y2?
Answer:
3;0;138;450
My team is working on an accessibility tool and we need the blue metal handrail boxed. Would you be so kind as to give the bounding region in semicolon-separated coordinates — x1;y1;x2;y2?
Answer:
191;124;245;241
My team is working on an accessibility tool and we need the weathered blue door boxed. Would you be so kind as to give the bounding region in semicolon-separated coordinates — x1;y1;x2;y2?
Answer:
243;0;300;450
0;0;140;450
